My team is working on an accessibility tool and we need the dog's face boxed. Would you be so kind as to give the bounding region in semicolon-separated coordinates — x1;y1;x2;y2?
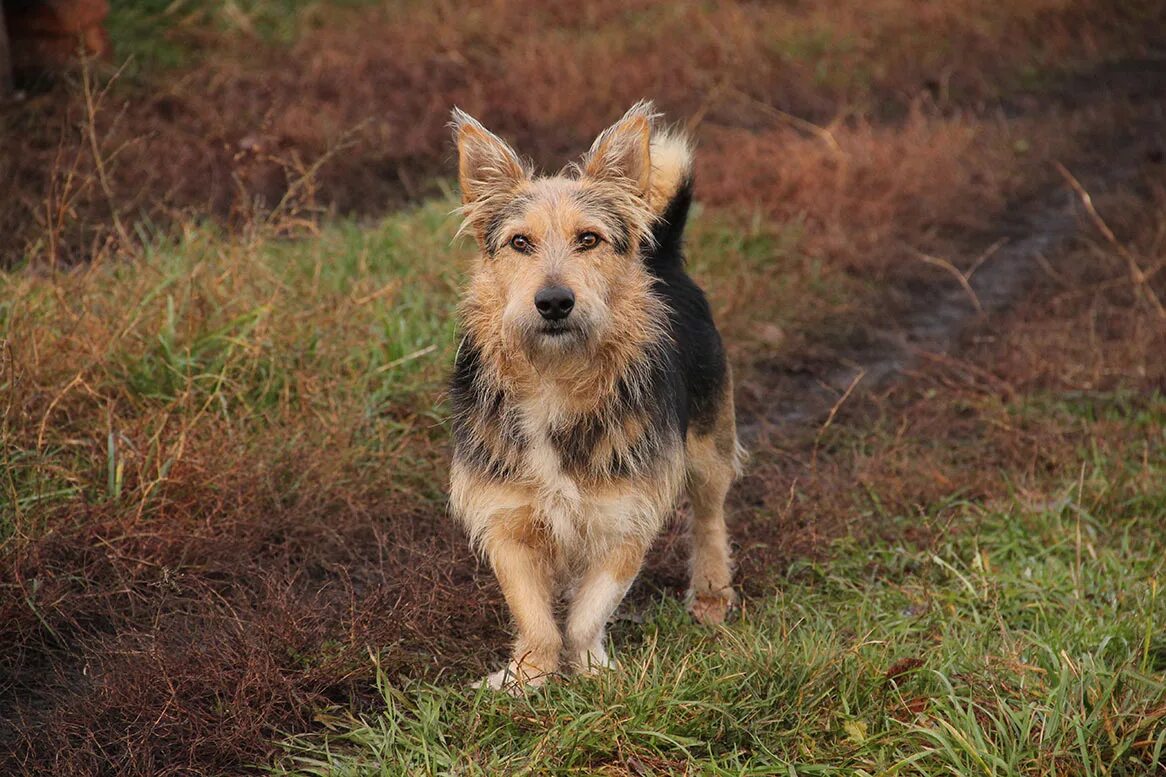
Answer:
453;104;658;368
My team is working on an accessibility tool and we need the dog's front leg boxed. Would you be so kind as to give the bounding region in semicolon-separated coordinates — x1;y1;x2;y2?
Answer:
566;537;648;674
480;522;561;691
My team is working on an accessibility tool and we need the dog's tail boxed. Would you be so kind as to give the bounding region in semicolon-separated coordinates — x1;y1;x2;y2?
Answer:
644;129;695;264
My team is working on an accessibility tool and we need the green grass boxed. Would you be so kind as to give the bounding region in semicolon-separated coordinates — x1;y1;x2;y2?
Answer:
0;198;816;543
0;199;468;540
5;175;1163;774
106;0;385;74
273;426;1166;775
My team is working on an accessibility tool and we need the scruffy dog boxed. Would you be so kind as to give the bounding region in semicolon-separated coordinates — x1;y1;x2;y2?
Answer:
448;101;743;690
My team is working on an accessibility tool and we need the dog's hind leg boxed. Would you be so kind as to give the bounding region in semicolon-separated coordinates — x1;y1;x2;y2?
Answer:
479;512;562;691
684;389;742;626
566;537;649;674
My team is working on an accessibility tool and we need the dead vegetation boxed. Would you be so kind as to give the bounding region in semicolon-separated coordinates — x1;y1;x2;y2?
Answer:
2;0;1163;266
1;1;1165;774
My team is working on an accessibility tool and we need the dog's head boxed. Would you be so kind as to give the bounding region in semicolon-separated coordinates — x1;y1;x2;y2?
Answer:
452;101;674;372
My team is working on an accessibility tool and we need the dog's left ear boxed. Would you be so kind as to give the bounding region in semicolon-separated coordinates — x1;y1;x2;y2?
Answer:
582;100;657;196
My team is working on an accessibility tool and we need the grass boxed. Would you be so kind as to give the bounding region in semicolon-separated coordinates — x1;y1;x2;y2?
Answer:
9;0;1164;267
3;4;1165;773
274;430;1166;775
3;114;1164;777
1;198;468;542
4;118;1165;777
0;195;851;775
0;197;824;543
106;0;384;73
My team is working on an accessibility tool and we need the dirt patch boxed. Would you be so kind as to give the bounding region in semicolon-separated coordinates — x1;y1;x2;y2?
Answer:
738;109;1161;435
0;441;506;773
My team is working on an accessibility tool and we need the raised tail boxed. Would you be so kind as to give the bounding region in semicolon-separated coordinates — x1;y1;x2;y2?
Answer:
645;129;695;265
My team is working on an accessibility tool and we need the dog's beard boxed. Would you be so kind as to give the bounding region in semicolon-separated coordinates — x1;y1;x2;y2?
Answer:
508;314;598;367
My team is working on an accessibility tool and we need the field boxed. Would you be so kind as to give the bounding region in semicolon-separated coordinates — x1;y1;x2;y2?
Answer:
1;1;1165;774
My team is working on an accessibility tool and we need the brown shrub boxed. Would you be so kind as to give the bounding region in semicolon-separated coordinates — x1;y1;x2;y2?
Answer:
2;0;1162;265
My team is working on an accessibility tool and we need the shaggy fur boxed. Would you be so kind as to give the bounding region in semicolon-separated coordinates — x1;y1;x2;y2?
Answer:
448;101;743;690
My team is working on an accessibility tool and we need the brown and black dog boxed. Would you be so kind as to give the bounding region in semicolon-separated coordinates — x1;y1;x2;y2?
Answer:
448;101;743;690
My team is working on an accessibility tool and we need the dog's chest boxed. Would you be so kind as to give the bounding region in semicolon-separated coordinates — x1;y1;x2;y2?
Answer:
517;391;586;508
514;389;680;552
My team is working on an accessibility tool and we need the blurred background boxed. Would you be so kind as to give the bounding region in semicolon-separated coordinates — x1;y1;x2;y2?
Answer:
1;0;1162;266
1;2;1164;775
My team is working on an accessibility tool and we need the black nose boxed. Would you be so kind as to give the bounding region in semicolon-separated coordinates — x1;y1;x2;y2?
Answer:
534;286;575;321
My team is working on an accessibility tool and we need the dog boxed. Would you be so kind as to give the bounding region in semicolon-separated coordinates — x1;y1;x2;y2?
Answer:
448;101;743;690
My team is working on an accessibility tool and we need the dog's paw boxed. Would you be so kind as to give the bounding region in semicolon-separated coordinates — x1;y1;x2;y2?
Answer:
687;587;737;626
471;663;552;694
572;646;618;676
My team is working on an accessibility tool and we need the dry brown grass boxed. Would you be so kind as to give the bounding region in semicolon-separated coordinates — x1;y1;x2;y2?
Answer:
0;211;502;773
2;0;1162;265
978;178;1166;391
1;2;1165;774
700;112;1026;274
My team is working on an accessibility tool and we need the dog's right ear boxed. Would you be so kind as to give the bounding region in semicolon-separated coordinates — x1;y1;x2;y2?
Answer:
450;108;530;206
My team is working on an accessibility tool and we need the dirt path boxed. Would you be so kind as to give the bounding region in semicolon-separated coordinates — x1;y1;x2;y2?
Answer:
740;60;1164;439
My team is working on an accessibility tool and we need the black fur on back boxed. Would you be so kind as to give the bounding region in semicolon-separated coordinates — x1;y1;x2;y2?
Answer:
642;175;728;435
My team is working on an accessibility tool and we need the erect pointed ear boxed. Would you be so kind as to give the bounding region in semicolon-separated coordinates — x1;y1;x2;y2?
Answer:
450;108;530;205
581;100;657;195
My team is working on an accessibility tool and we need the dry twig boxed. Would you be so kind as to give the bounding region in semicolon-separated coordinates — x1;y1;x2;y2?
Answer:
1056;162;1166;321
726;85;844;157
911;247;985;316
812;368;865;469
81;56;134;252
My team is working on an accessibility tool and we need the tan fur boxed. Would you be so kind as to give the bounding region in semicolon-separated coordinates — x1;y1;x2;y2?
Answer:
646;131;694;216
457;176;666;404
684;370;745;626
449;102;738;692
580;101;655;195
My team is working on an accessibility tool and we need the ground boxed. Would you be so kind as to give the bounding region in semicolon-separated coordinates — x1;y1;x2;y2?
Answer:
0;1;1164;775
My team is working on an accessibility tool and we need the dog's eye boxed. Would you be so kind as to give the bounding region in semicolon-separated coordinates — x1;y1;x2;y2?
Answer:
578;232;601;250
509;235;533;253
